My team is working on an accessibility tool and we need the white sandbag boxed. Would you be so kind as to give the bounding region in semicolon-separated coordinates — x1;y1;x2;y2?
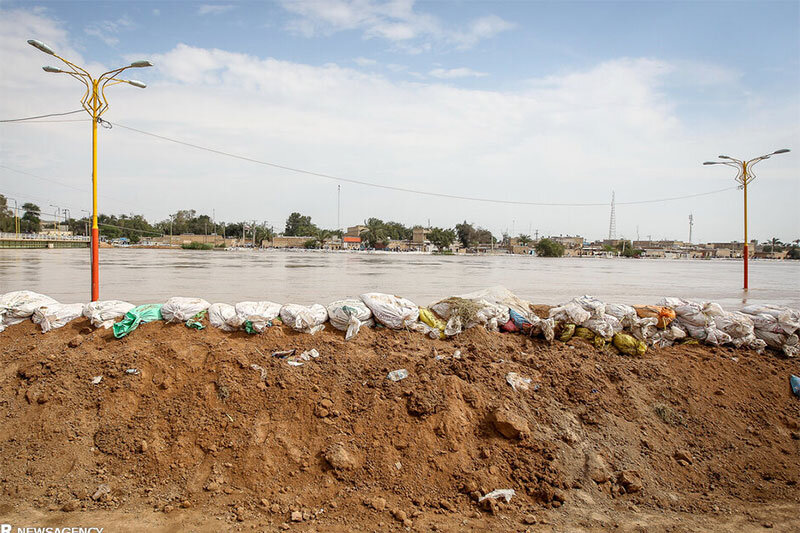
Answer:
457;286;532;316
32;303;84;333
747;313;784;334
714;311;755;340
741;304;800;334
0;290;59;330
651;324;687;348
754;330;799;358
279;303;328;334
408;320;441;340
235;301;282;333
208;303;242;332
360;292;420;330
83;300;135;329
548;302;591;325
569;295;606;318
529;316;556;343
327;299;373;340
660;297;711;328
629;316;659;342
582;315;622;340
605;303;638;327
161;297;211;323
430;297;509;336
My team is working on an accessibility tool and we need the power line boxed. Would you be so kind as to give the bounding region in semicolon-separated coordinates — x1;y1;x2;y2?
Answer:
0;109;84;123
2;119;90;124
109;120;737;207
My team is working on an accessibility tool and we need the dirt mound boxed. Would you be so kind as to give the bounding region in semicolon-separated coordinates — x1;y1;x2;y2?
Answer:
1;318;799;531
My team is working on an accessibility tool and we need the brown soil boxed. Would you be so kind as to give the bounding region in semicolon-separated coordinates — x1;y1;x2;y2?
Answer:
1;318;799;532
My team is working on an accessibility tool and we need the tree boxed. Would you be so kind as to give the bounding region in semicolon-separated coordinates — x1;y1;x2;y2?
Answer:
284;212;317;236
360;217;388;248
455;221;475;248
428;227;456;251
535;238;565;257
765;238;784;253
21;203;41;233
518;234;532;246
0;195;14;232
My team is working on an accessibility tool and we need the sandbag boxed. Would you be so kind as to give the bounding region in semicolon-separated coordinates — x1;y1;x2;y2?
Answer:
755;330;799;358
633;305;676;329
548;302;591;325
279;303;328;334
32;303;84;333
113;304;163;338
360;292;419;329
651;324;687;348
430;297;508;336
208;303;242;332
741;304;800;335
458;286;532;316
605;303;638;326
161;297;211;323
0;290;58;332
83;300;135;329
419;307;446;339
613;332;647;356
582;315;622;340
569;295;606;318
327;299;374;340
235;301;282;333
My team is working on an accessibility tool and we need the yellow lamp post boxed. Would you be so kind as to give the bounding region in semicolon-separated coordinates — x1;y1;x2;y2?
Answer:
27;38;152;301
703;148;790;290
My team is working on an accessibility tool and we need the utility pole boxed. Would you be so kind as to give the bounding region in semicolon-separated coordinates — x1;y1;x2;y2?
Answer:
608;191;617;240
688;214;693;244
337;185;341;233
252;219;256;248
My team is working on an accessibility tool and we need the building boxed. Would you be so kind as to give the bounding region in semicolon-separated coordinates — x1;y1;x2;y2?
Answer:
551;235;584;249
39;224;73;237
150;234;237;247
345;225;367;238
271;236;315;248
411;227;428;244
342;236;362;249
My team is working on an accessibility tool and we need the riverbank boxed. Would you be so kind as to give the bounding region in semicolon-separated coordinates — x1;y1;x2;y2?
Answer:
1;319;798;531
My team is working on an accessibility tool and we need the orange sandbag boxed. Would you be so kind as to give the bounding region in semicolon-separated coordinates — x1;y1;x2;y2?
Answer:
633;305;676;329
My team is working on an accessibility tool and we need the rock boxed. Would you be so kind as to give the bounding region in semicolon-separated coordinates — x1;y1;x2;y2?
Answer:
674;449;693;464
205;482;221;492
68;335;84;348
180;500;191;508
489;408;529;439
163;504;174;513
403;518;413;528
617;471;643;493
138;440;148;453
324;443;357;470
462;480;478;493
439;499;455;511
523;514;537;524
586;453;611;483
315;406;330;418
61;500;79;512
371;497;386;511
291;510;303;522
393;509;408;521
320;398;333;409
270;503;281;513
91;484;110;501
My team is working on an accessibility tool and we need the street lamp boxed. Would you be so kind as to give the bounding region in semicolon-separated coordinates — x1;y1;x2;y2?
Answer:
49;204;60;231
703;148;791;290
28;38;152;301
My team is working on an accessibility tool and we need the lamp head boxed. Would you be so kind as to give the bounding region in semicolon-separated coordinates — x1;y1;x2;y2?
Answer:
127;79;147;88
702;162;719;165
42;66;63;73
772;149;790;154
129;60;153;68
718;155;734;160
28;39;56;55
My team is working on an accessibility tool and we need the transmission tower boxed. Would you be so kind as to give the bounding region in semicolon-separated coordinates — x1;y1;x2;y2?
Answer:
688;213;694;244
608;191;617;240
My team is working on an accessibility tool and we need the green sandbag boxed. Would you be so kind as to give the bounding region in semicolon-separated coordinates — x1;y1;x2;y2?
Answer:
113;304;163;339
613;333;647;356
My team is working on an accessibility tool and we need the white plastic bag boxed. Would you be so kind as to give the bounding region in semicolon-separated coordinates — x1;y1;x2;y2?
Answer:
360;292;419;329
0;291;58;331
279;304;328;334
83;300;135;329
32;303;84;333
235;301;282;333
161;297;211;323
208;303;242;331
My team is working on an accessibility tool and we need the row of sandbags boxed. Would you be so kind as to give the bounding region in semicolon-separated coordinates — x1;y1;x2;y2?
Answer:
1;288;797;357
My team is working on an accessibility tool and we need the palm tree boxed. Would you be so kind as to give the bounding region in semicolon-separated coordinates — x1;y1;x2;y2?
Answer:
360;218;387;248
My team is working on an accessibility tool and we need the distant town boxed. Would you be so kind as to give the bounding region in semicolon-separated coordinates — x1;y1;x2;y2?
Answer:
1;199;797;259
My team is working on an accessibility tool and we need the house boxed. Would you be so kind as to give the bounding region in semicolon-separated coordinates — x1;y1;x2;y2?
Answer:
271;236;315;248
343;236;362;249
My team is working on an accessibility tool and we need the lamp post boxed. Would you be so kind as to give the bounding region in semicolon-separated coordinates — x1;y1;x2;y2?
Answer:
49;205;60;231
28;38;152;301
703;148;790;290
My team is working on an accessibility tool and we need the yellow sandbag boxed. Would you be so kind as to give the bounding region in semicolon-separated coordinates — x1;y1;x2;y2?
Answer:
558;323;575;342
419;307;446;339
575;326;606;348
613;333;647;356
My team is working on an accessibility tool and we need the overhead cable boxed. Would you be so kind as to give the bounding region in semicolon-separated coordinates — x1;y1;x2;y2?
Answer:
0;110;84;123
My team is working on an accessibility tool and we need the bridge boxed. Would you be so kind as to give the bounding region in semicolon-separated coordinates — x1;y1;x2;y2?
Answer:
0;232;90;249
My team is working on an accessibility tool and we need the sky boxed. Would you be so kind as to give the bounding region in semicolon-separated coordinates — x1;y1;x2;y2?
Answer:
0;0;798;243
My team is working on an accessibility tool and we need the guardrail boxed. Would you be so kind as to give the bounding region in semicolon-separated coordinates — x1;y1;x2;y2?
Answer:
0;232;90;241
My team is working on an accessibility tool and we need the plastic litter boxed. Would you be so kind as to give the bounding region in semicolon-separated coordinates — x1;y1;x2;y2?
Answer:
791;375;800;398
112;304;164;339
125;368;140;375
286;348;321;366
208;303;242;332
327;299;373;341
0;290;58;332
235;301;282;334
360;293;419;330
91;376;102;385
613;333;647;356
161;297;211;323
186;309;207;330
478;489;515;503
250;364;267;380
387;369;409;382
82;300;135;329
280;304;328;334
506;372;532;392
32;303;84;332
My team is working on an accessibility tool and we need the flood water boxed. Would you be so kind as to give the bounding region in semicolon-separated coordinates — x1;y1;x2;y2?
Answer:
0;248;798;310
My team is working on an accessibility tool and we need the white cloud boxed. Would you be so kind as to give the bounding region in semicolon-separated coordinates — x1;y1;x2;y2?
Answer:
353;56;377;67
84;15;134;46
280;0;513;51
1;9;797;243
429;67;487;79
197;4;235;16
